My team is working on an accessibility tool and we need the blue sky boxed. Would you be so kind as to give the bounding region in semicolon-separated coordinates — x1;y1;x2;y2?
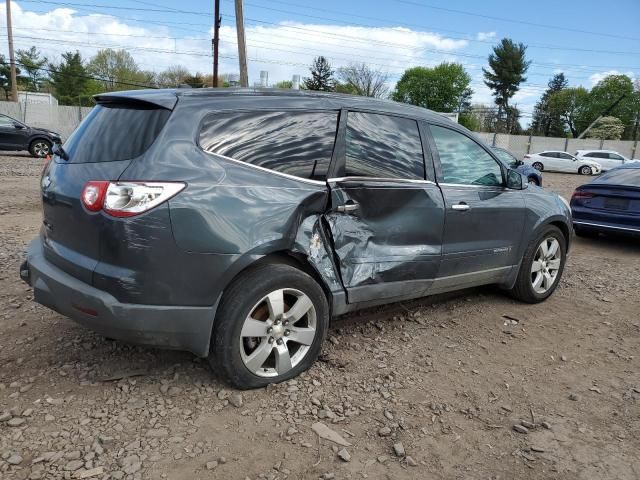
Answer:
1;0;639;121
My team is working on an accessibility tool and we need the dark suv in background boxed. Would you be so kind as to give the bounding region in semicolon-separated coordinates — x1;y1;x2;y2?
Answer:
21;89;572;388
0;114;62;157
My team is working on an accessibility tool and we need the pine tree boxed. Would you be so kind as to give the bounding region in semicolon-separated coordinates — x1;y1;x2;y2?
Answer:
0;55;20;100
303;56;335;92
531;73;568;136
482;38;531;133
49;51;93;105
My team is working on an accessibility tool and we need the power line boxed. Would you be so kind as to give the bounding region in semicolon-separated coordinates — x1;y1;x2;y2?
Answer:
393;0;640;42
233;0;640;55
19;0;640;72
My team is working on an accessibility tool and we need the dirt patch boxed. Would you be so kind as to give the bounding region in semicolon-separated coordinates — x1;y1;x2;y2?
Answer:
1;153;639;479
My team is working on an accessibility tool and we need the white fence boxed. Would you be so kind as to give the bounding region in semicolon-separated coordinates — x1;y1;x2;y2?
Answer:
0;102;93;140
475;132;639;160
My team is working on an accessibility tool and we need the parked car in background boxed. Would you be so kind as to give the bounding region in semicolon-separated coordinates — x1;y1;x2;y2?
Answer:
523;151;601;175
491;146;543;186
0;114;62;157
575;150;640;171
571;163;640;237
20;89;573;389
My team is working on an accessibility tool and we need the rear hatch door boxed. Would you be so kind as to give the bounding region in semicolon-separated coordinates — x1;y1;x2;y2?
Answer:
41;96;174;283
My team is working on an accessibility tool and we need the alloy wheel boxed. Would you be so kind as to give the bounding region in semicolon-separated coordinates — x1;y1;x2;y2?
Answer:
532;162;543;171
531;237;562;294
239;288;317;378
580;166;592;175
33;142;50;157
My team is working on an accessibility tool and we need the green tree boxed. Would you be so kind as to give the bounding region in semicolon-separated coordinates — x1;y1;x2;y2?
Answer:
531;73;568;136
337;63;389;98
304;56;335;91
16;46;47;92
586;116;625;140
458;113;481;131
274;80;293;89
584;75;635;139
0;55;20;100
48;51;95;106
156;65;190;88
183;73;206;88
392;63;472;112
482;38;531;133
547;87;590;138
87;49;151;91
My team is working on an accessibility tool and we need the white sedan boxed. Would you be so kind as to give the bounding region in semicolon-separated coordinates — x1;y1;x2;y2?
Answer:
523;151;602;175
575;150;640;171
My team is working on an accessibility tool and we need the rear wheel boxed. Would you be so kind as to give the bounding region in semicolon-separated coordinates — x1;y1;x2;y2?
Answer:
509;225;566;303
29;139;52;158
532;162;543;171
210;263;329;389
579;165;592;175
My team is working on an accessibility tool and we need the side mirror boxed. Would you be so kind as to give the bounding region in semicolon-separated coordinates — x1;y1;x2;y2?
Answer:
506;169;528;190
13;123;25;129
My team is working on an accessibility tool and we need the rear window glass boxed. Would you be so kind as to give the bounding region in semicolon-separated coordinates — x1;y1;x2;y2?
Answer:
592;167;640;187
198;110;338;181
63;104;171;163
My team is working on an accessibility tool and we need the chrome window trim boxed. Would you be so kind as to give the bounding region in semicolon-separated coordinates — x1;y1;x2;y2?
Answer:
201;150;327;187
438;182;510;190
327;176;436;185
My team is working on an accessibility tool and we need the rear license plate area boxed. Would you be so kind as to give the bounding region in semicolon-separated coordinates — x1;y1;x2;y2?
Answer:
604;197;629;210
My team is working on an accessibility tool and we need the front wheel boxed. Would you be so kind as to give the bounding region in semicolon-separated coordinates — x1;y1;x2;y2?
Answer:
532;162;544;171
29;139;52;158
509;226;567;303
210;263;329;389
579;166;592;175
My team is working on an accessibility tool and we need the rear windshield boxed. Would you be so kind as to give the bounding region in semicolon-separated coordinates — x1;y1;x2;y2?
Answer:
592;167;640;187
63;103;171;163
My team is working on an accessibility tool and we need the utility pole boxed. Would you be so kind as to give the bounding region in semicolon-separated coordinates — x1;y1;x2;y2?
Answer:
5;0;18;102
234;0;248;87
212;0;220;87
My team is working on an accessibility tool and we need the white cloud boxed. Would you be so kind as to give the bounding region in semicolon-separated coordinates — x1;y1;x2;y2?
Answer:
588;70;636;86
0;3;470;87
476;31;496;41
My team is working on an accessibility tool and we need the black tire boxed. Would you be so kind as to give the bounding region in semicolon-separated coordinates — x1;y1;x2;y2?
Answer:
527;176;540;186
532;162;544;171
29;139;52;158
509;225;567;304
209;263;329;389
579;165;592;175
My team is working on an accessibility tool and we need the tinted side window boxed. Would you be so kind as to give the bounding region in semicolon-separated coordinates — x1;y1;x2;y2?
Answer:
199;111;338;181
609;153;623;160
0;116;14;127
430;125;503;187
558;153;573;159
540;152;553;158
344;112;424;179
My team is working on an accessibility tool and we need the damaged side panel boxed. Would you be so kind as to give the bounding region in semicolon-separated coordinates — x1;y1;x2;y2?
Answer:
325;180;445;305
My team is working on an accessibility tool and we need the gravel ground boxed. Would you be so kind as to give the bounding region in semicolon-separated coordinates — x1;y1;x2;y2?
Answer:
1;152;639;480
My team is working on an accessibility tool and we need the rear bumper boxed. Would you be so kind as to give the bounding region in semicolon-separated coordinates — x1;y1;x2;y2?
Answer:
21;238;215;357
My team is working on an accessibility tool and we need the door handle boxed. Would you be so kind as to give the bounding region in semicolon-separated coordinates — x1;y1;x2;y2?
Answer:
336;201;359;214
451;202;470;211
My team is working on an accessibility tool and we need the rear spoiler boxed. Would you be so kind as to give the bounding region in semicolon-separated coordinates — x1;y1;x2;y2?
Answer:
94;90;179;110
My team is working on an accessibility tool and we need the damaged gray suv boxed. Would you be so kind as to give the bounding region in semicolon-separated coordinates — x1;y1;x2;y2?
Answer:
21;89;572;388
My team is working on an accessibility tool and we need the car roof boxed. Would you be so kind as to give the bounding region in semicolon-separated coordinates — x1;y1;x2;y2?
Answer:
576;149;619;153
95;88;454;124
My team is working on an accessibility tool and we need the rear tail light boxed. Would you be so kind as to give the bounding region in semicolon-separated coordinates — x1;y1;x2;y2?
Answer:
81;181;185;217
571;190;595;201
